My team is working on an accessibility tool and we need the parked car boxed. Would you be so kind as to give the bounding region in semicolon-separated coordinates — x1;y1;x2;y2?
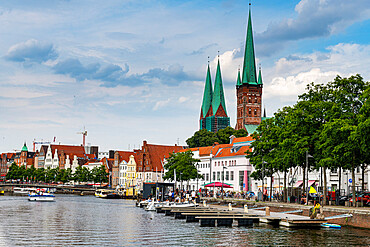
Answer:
349;192;370;205
339;192;360;206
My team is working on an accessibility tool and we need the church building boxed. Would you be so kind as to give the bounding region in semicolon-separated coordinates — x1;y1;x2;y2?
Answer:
235;7;268;134
199;58;230;132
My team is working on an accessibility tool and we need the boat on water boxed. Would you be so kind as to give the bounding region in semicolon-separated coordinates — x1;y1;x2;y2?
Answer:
95;189;122;199
28;189;55;202
13;187;37;195
321;223;341;229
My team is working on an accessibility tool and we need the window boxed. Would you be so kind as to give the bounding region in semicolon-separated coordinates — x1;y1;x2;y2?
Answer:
213;172;216;181
239;171;244;187
222;161;224;166
226;171;229;180
206;173;209;181
217;171;220;181
230;171;234;181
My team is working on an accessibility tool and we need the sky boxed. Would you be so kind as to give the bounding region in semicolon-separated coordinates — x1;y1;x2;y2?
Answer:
0;0;369;153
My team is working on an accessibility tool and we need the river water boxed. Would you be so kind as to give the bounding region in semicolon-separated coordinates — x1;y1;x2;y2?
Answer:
0;195;369;246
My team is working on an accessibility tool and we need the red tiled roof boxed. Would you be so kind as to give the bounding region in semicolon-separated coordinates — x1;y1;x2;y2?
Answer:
116;151;136;163
214;145;251;158
146;144;183;171
232;136;254;144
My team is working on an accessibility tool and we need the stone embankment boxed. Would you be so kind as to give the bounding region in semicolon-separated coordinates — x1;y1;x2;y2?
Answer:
203;198;370;229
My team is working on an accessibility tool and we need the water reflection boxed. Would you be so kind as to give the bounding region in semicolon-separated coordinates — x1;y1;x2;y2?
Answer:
0;195;369;246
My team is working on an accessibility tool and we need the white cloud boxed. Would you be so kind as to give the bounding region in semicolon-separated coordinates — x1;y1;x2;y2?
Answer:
178;96;188;103
153;99;171;111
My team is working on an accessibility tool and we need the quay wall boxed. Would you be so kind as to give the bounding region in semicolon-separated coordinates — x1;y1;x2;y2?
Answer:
204;198;370;229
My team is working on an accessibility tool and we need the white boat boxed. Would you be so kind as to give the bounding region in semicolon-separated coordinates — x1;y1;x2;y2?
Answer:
13;187;37;195
169;202;198;208
145;201;171;211
28;189;55;202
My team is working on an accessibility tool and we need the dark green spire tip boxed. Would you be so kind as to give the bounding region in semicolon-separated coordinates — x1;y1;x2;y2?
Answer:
201;63;213;118
242;7;257;85
213;58;227;116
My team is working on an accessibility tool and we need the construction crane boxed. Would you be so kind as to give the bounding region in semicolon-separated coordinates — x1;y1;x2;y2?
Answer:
33;139;51;152
77;127;87;147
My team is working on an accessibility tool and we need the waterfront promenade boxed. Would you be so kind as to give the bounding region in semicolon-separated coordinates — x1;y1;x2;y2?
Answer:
203;198;370;229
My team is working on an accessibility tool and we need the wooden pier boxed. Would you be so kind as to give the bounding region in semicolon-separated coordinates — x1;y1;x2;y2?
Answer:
148;203;330;229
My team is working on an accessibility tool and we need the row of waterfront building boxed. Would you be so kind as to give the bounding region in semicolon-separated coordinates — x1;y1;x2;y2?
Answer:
1;136;368;195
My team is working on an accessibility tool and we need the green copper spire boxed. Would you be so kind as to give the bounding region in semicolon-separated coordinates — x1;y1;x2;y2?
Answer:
21;142;28;152
201;63;213;118
237;68;242;86
242;8;257;85
257;66;263;85
212;58;227;116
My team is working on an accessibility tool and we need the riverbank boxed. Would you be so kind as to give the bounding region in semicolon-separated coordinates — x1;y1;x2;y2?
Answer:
203;198;370;229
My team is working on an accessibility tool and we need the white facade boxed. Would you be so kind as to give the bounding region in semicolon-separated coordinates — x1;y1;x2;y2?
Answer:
71;155;79;173
82;161;102;171
118;161;127;188
44;145;59;169
268;166;369;195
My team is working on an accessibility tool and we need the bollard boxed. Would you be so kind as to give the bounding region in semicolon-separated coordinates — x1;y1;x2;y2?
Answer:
244;204;249;213
266;207;270;216
228;203;232;211
203;200;207;207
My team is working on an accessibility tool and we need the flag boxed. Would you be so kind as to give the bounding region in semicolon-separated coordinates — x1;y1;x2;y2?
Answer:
309;186;317;194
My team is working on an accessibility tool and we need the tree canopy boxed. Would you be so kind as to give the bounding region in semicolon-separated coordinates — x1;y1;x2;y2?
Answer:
186;126;248;148
6;164;108;183
163;151;202;182
248;74;369;206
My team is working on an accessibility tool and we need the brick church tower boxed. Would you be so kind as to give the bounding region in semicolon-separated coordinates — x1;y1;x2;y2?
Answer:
235;6;263;133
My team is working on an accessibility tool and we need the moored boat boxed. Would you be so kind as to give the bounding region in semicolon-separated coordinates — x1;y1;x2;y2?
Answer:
95;189;121;199
13;187;37;195
28;189;55;202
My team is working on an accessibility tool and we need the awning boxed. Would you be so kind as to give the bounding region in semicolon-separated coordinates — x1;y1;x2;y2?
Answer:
294;181;303;188
308;180;316;187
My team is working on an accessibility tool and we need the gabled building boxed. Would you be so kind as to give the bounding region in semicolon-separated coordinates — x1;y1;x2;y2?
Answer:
175;136;255;192
14;143;35;168
236;7;267;134
200;58;230;132
112;150;136;188
0;153;15;179
39;144;93;170
135;140;184;189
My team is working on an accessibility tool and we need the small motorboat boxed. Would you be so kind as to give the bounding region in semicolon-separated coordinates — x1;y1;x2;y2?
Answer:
321;223;341;229
28;189;55;202
95;189;121;199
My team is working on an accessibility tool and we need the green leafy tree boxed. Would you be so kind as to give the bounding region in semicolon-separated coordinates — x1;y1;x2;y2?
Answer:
186;127;248;148
6;163;19;180
91;165;108;183
163;151;202;185
186;129;218;148
216;127;236;144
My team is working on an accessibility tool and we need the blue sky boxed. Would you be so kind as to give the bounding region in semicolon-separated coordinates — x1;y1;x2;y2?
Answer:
0;0;369;152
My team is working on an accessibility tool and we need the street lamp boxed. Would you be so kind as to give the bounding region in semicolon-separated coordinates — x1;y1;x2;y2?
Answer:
196;163;199;192
262;159;267;201
306;151;313;205
221;166;227;199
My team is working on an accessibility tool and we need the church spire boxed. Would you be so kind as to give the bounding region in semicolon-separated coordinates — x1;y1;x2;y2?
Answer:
200;61;213;118
212;57;227;116
237;67;242;86
257;66;263;85
242;6;257;85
